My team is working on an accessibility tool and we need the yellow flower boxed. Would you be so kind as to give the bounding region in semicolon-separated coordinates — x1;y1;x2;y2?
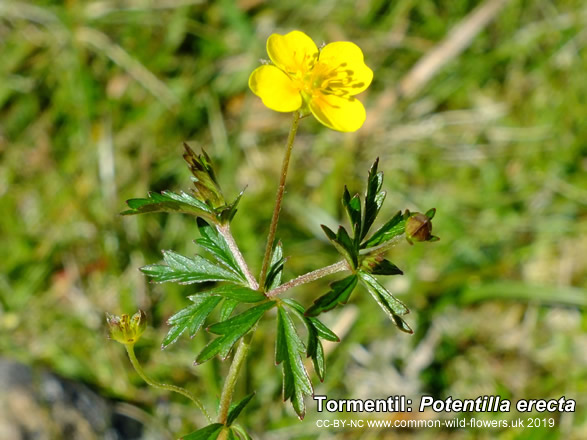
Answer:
249;31;373;132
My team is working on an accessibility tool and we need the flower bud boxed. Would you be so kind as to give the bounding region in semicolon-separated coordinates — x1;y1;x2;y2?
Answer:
405;211;438;245
106;310;147;345
183;143;225;209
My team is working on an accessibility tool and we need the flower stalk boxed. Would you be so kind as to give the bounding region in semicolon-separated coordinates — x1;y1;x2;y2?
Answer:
259;111;301;289
124;344;212;423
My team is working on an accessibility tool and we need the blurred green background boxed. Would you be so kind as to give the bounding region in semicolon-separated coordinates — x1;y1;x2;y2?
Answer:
0;0;585;438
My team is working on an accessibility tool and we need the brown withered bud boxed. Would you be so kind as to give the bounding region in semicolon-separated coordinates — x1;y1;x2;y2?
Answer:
405;211;438;245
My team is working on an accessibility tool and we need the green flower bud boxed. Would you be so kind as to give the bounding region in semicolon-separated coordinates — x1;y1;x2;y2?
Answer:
106;310;147;345
405;210;439;245
183;143;225;209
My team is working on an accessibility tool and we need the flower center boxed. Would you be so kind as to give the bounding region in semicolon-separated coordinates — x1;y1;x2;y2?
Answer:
302;61;364;99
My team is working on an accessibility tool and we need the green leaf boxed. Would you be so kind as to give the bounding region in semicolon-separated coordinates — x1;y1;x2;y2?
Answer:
320;225;358;268
282;299;339;381
181;423;224;440
265;241;285;290
358;272;408;316
282;298;340;342
231;426;252;440
196;218;245;280
360;256;403;276
335;226;357;266
219;298;239;321
122;190;214;218
362;158;386;240
276;306;313;419
306;327;325;381
390;315;413;334
307;317;339;342
361;210;406;249
305;275;358;317
342;187;362;244
281;298;305;314
226;392;255;426
140;250;243;284
199;284;266;303
217;188;245;224
358;272;412;333
370;259;403;275
162;295;222;349
195;301;275;364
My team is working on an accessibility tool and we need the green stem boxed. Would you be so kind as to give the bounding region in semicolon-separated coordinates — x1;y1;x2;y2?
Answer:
217;223;259;290
266;234;407;298
215;111;301;426
217;333;253;424
358;234;405;256
125;344;212;423
259;111;300;289
266;260;350;298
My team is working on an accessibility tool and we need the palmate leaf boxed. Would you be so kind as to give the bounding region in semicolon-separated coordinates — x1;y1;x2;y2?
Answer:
323;160;391;267
305;275;358;317
140;250;243;284
195;301;276;364
275;306;313;419
123;145;245;225
196;218;245;281
283;299;339;382
161;284;264;349
122;190;214;219
358;272;412;334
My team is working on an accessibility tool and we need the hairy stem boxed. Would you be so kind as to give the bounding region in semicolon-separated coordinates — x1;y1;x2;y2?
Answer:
217;223;259;290
259;111;301;289
217;333;253;424
215;223;260;424
125;344;212;422
266;234;406;298
359;234;405;256
266;260;350;298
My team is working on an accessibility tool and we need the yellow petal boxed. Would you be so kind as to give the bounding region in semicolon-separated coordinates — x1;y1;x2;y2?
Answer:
309;93;367;132
267;31;319;75
319;41;373;95
249;65;302;112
